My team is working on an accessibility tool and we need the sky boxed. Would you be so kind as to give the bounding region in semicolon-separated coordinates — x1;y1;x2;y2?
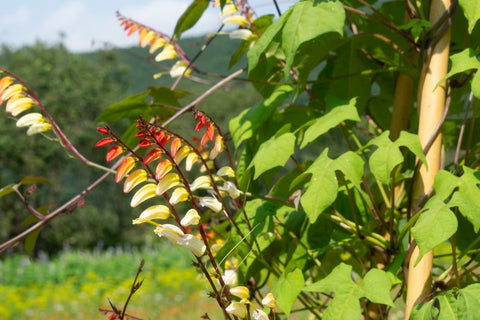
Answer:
0;0;294;52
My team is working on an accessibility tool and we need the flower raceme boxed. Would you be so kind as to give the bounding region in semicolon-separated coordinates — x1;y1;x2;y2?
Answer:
0;74;52;136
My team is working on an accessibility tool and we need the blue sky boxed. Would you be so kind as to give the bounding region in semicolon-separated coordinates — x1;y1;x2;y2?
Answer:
0;0;294;52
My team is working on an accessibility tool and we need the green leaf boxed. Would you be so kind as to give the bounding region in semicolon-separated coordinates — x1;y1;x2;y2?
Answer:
458;284;480;319
173;0;210;40
300;150;364;223
446;49;480;78
368;131;426;185
412;299;438;320
229;85;292;148
299;98;359;149
281;0;345;74
148;86;190;107
272;268;304;317
449;167;480;232
459;0;480;33
398;19;431;42
247;10;292;73
437;292;459;320
25;227;42;256
98;92;149;122
411;197;458;263
0;184;15;198
305;263;393;320
472;72;480;99
249;132;296;179
19;176;49;185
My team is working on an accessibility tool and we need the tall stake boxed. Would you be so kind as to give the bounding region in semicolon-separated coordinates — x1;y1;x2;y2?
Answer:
405;0;451;318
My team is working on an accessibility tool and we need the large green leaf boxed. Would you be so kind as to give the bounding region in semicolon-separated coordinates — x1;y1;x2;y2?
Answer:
173;0;210;40
229;85;292;148
97;92;149;122
249;132;296;179
368;131;426;185
299;150;364;223
272;268;304;317
299;98;359;149
281;0;345;74
459;0;480;33
304;263;393;320
411;197;458;263
439;49;480;98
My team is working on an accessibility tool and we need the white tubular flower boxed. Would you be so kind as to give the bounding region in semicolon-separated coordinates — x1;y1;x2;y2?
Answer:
190;176;212;191
252;309;269;320
154;224;184;244
223;269;238;286
169;187;189;205
16;112;43;127
230;286;250;300
180;209;201;226
261;293;276;308
26;122;52;136
226;301;248;318
177;234;206;257
198;196;223;213
170;60;191;78
132;205;170;224
219;181;242;199
217;166;235;178
229;29;253;41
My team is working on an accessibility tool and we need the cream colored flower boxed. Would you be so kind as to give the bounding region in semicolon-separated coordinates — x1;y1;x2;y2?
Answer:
223;269;238;286
123;169;147;193
156;173;180;195
217;166;235;178
169;187;189;205
222;15;248;26
230;286;250;300
190;176;212;191
229;29;253;40
226;301;248;318
154;224;184;244
177;234;206;257
26;122;52;136
252;309;269;320
261;293;276;308
185;152;200;171
155;43;177;62
180;209;201;226
198;196;223;213
130;183;157;207
132;205;170;224
16;113;43;127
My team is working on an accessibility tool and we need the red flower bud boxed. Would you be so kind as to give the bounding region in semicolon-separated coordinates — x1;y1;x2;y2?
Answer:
138;138;154;148
95;137;115;147
96;127;109;134
135;131;148;137
170;138;181;157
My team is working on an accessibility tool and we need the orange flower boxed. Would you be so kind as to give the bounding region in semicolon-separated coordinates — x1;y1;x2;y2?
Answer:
115;157;136;183
170;138;182;157
155;159;173;180
143;148;162;165
106;145;123;162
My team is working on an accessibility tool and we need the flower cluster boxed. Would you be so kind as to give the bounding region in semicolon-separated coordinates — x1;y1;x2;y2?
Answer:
225;286;276;319
116;12;191;79
215;0;254;40
95;112;240;258
0;73;52;135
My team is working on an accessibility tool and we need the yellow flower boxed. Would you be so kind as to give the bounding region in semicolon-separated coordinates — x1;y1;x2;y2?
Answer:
156;173;180;195
220;4;238;16
174;145;191;164
217;166;235;178
180;209;200;226
185;152;200;171
177;234;206;257
155;224;184;244
155;43;177;62
229;29;253;40
140;30;156;48
226;301;248;318
169;187;189;205
149;37;166;54
123;169;147;193
230;286;250;300
130;183;157;207
0;83;23;103
132;205;170;224
261;293;276;308
190;176;212;191
26;122;52;136
6;96;34;116
222;15;248;26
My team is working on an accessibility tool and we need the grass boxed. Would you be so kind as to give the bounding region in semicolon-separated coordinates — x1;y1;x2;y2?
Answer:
0;245;223;320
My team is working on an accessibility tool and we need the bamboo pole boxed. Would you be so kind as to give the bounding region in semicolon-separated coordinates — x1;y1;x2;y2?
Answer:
405;0;451;318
